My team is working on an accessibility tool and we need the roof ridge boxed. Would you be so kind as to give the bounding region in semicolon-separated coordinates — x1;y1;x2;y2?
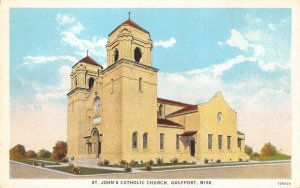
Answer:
157;97;194;107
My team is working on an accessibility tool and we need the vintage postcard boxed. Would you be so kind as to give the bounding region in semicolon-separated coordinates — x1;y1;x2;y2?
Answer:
0;0;300;188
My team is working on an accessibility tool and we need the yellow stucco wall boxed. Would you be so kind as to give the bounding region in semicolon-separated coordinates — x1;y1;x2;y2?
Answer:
67;19;249;164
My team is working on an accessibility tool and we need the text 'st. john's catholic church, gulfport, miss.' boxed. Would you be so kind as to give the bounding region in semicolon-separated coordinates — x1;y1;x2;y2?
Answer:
67;16;249;164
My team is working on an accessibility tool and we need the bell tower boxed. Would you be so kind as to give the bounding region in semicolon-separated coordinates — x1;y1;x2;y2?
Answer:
105;16;153;67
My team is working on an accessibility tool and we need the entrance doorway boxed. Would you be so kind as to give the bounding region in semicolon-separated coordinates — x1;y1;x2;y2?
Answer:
92;129;101;158
190;140;195;156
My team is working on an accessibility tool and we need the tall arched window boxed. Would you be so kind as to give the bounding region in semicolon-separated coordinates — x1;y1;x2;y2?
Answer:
143;132;148;149
158;104;163;117
88;77;94;89
139;77;143;92
132;132;138;149
114;49;119;63
134;47;142;63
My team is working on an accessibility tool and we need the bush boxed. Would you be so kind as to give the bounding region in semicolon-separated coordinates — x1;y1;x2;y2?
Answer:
144;161;152;171
204;158;209;164
10;144;26;159
156;157;163;164
192;161;197;164
149;159;154;166
32;161;39;166
119;160;127;167
51;141;67;161
260;142;278;157
26;150;37;158
37;149;51;158
216;159;221;163
130;160;138;167
98;159;110;166
41;162;46;167
60;157;68;163
182;160;187;164
70;164;80;174
239;158;242;162
171;157;178;164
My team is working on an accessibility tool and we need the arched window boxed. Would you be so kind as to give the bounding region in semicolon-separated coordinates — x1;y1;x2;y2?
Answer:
132;132;138;149
88;77;94;89
176;134;180;150
114;49;119;63
134;47;142;63
139;77;143;92
143;132;148;149
158;104;163;117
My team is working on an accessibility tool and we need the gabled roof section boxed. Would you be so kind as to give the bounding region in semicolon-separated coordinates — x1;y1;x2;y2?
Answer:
109;19;149;36
157;98;193;107
167;105;198;117
73;56;103;69
157;118;183;128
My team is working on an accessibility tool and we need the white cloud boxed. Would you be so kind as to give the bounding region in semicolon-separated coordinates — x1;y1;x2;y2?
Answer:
56;14;76;25
61;31;107;61
245;31;262;42
226;29;250;50
154;37;176;48
268;23;277;31
254;44;266;57
22;55;78;67
70;22;85;34
258;61;290;72
218;41;224;47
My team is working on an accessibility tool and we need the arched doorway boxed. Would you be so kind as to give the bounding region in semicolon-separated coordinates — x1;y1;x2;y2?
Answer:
91;129;101;158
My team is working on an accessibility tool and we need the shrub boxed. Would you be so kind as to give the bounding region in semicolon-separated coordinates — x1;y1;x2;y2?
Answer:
216;159;221;163
70;164;80;174
204;158;209;164
144;161;152;171
156;157;163;164
26;150;37;158
37;149;51;158
192;161;197;164
41;162;46;167
239;158;242;162
98;159;110;166
260;142;278;157
148;159;154;166
10;144;26;159
119;160;127;167
51;141;67;161
182;160;187;164
60;157;68;163
130;160;138;167
171;157;178;164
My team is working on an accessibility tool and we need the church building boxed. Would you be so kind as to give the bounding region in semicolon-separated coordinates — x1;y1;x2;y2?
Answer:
67;17;249;164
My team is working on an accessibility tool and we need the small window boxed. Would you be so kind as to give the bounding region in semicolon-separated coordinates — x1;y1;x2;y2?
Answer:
139;77;143;92
160;133;164;150
132;132;137;149
143;133;148;149
227;136;231;150
134;47;142;63
218;135;222;149
88;77;94;89
238;139;241;149
114;49;119;63
208;134;213;149
158;104;163;117
176;134;180;150
111;79;114;94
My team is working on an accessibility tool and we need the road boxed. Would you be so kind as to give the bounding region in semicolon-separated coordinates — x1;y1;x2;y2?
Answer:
10;161;291;179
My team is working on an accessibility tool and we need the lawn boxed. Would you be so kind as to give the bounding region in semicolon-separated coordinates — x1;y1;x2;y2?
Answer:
12;158;61;166
47;166;123;175
257;154;291;161
105;162;194;168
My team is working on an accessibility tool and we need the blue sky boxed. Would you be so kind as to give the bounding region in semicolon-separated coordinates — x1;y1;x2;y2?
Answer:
10;8;291;154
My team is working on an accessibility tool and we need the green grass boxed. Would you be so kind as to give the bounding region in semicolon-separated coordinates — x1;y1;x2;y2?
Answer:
257;154;291;161
11;158;60;166
106;162;194;168
47;166;122;175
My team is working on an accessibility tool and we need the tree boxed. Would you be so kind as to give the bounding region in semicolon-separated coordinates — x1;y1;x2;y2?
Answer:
37;149;51;158
26;150;37;158
51;141;67;160
260;142;278;157
10;144;26;159
244;145;253;156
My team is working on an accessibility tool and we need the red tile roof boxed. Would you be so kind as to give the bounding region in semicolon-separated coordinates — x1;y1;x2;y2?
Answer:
109;19;149;36
157;98;193;107
78;56;102;67
157;118;183;128
180;131;197;136
167;105;198;117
